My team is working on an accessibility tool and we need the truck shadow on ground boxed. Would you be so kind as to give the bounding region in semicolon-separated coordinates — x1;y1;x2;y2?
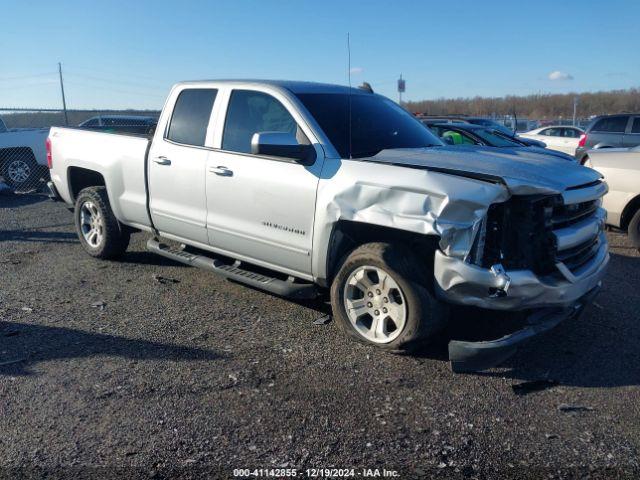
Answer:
0;321;223;377
0;229;77;243
0;193;48;208
295;252;640;389
118;249;189;268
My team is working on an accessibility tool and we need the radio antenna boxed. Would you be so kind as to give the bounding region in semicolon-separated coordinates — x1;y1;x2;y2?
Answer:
347;32;353;159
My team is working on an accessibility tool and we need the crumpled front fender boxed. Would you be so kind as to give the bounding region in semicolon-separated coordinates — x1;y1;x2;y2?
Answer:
312;159;512;282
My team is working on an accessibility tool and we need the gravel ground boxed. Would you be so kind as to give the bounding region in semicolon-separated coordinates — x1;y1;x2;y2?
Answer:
1;194;639;479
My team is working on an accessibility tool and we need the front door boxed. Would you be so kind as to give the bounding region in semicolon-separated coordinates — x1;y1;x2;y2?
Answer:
205;89;323;277
148;88;218;245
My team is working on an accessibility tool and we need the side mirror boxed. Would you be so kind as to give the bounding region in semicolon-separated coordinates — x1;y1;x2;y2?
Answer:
251;132;316;164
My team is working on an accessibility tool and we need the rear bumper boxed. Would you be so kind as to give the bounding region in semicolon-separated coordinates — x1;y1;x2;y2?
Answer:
448;285;600;373
575;146;587;161
46;181;61;201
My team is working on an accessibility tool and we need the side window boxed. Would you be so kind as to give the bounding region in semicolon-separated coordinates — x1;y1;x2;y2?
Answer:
538;129;550;136
83;118;99;127
592;116;628;133
440;129;477;145
166;88;218;147
222;90;297;154
631;118;640;134
563;128;579;138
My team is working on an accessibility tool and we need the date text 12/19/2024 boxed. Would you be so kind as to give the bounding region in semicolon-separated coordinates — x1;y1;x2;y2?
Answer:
233;468;400;478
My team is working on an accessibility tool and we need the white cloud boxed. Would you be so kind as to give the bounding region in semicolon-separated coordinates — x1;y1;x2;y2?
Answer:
349;67;364;75
548;70;574;81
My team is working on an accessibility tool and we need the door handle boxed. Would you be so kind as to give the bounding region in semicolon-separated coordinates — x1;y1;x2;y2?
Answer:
153;156;171;165
209;166;233;177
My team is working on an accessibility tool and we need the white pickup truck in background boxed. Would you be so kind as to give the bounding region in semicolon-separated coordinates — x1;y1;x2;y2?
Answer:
0;115;50;190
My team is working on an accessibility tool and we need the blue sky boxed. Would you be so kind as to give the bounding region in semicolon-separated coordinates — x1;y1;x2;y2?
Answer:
1;0;638;109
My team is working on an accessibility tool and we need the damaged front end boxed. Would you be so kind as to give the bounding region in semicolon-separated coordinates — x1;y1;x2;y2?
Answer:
434;180;609;372
316;150;609;372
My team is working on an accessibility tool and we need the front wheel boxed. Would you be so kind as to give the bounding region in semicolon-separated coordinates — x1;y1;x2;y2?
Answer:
330;242;448;352
74;186;130;259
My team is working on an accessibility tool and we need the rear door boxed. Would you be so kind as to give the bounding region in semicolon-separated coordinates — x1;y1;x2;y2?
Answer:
623;117;640;148
589;116;628;148
538;127;564;151
205;87;323;277
557;127;581;154
148;88;218;245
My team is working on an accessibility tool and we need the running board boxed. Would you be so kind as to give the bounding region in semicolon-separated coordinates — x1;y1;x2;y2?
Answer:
147;237;318;299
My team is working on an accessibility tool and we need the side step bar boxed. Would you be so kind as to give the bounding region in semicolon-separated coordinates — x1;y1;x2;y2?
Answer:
147;237;318;300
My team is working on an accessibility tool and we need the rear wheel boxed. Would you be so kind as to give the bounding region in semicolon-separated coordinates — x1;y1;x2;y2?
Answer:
628;208;640;252
74;186;130;259
330;242;448;352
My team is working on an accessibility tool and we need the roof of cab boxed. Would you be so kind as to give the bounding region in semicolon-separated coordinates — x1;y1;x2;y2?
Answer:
175;79;369;95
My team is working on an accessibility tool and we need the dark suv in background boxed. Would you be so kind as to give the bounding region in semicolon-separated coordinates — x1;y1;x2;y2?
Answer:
575;113;640;163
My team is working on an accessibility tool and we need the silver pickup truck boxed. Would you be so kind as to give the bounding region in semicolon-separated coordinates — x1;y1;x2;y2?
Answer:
47;80;609;371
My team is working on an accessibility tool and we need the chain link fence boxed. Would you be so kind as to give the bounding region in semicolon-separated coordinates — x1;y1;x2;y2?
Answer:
0;146;51;194
0;108;160;195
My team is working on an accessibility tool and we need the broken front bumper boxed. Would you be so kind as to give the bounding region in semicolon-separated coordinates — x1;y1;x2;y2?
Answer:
433;237;609;310
448;285;600;373
433;240;608;372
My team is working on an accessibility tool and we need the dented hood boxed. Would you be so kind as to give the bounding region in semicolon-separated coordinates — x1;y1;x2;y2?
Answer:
363;146;602;195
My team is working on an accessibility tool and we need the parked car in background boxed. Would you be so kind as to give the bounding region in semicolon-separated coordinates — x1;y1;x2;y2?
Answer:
0;116;50;190
79;115;157;135
585;146;640;250
519;126;584;155
575;114;640;164
424;122;576;162
418;115;546;148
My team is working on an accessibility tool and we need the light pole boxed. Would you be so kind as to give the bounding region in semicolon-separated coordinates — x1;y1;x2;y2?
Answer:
58;62;69;126
397;74;405;106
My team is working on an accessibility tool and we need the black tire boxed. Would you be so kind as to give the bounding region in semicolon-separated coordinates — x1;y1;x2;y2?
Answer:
0;150;39;190
628;208;640;252
580;154;589;166
330;242;449;352
74;186;130;259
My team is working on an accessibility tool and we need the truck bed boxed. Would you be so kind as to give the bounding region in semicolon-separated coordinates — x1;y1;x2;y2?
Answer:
48;127;152;230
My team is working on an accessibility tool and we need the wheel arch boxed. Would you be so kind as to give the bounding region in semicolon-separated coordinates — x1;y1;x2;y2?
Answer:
620;193;640;231
324;219;441;289
67;167;106;201
0;146;37;164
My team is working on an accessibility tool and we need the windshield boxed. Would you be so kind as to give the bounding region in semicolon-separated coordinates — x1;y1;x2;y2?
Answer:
473;128;524;147
468;118;514;136
296;93;443;158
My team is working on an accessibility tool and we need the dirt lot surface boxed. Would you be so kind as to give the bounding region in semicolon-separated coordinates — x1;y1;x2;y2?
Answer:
1;194;639;479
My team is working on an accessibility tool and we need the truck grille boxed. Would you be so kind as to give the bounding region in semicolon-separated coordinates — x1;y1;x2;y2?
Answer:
551;180;607;277
472;180;607;278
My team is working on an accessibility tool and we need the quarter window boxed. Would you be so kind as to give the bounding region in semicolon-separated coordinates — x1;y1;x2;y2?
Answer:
592;116;628;133
631;118;640;134
222;90;298;154
166;88;218;147
563;128;580;138
541;128;562;137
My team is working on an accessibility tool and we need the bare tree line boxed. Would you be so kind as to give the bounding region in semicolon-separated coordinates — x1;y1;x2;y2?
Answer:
405;88;640;118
